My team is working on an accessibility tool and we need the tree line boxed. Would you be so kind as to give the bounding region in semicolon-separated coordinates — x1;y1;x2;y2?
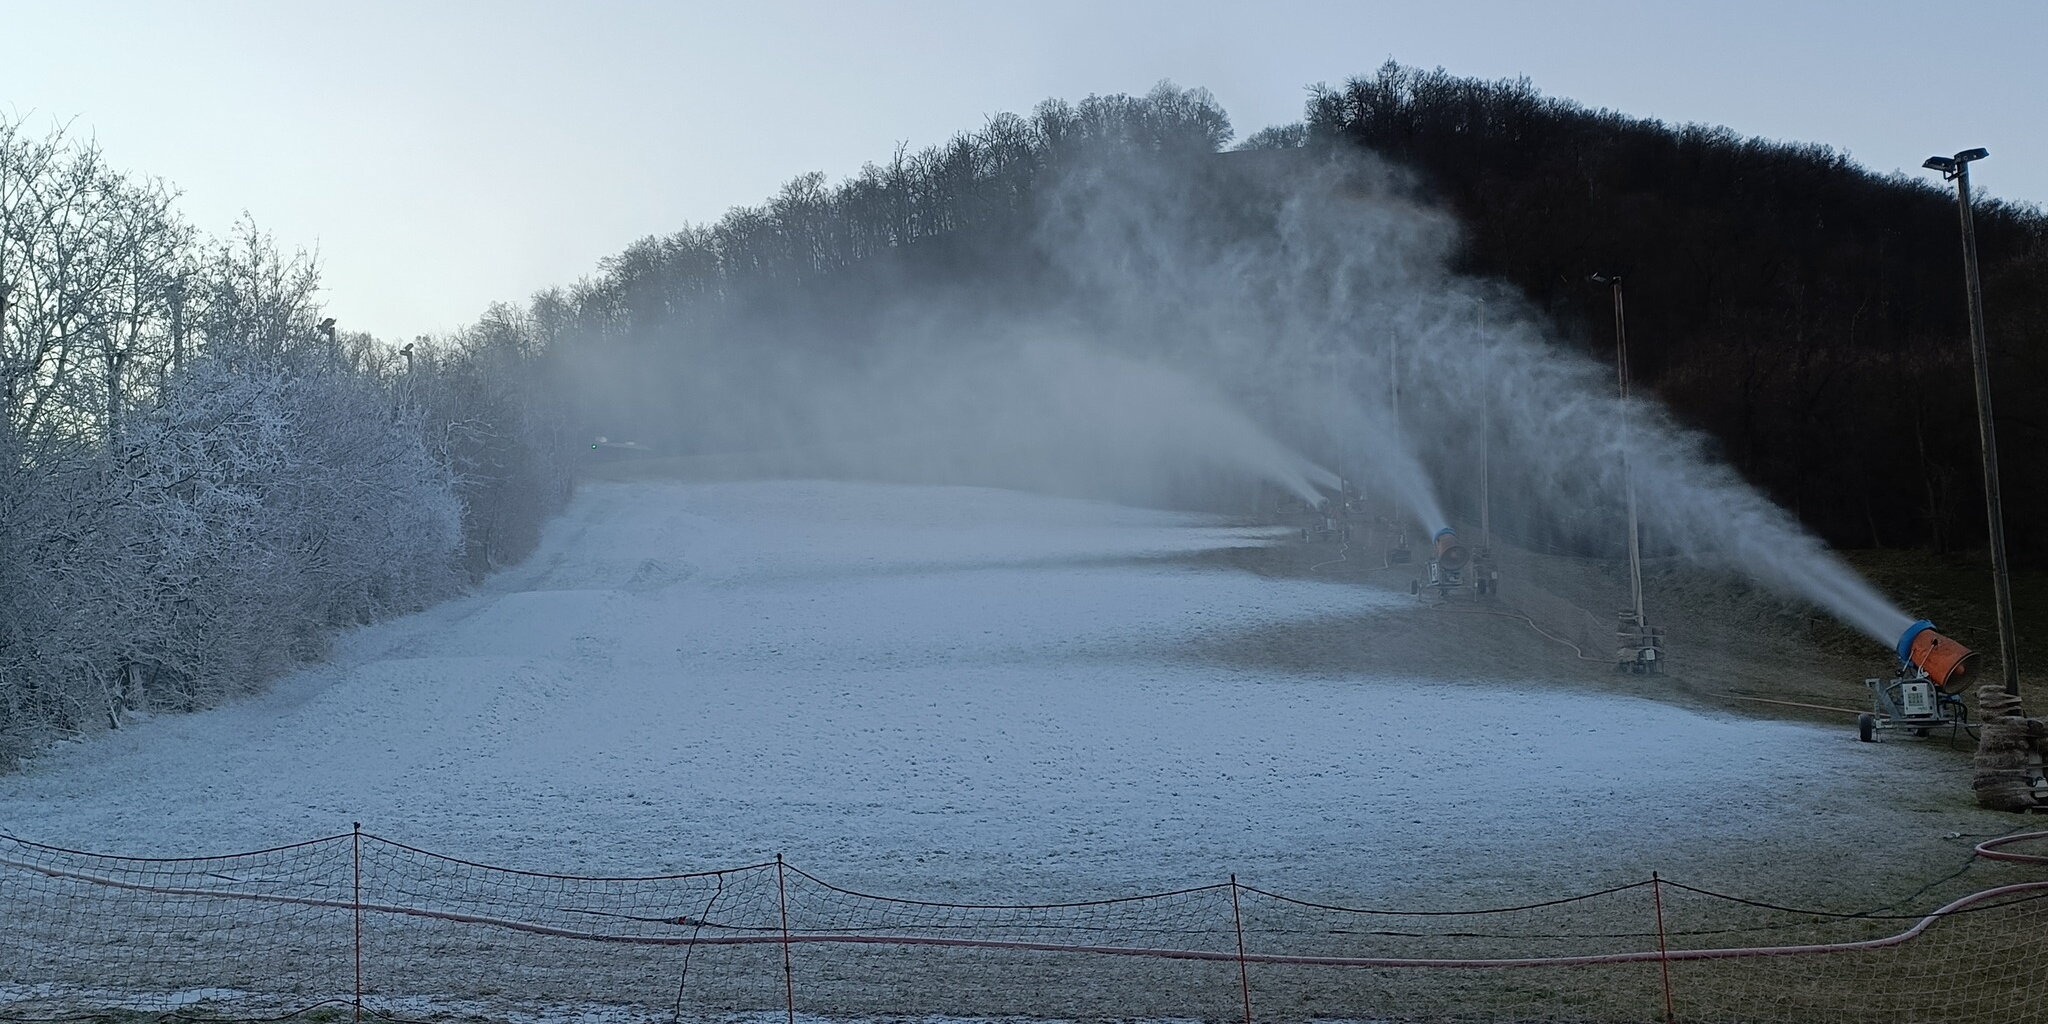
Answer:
0;118;569;765
553;67;2043;564
1300;62;2048;559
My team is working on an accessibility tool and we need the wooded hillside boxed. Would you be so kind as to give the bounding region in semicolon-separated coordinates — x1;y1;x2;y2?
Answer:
1305;62;2048;559
547;66;2045;561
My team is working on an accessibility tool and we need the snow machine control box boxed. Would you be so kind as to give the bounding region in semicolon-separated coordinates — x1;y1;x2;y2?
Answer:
1897;680;1938;719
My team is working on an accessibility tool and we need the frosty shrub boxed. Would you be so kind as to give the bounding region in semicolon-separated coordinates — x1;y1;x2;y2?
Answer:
0;358;462;762
0;113;564;768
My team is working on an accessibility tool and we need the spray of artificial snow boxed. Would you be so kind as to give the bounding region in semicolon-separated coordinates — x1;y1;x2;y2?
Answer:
579;141;1912;647
1028;146;1911;646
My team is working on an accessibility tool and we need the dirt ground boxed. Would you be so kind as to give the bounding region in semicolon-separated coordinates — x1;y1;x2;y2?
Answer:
1210;510;2042;726
1179;509;2048;911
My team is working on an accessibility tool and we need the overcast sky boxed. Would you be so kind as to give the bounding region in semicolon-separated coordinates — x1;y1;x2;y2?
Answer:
6;0;2042;342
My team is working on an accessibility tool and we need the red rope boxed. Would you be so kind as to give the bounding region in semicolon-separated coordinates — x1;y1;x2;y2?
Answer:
11;829;2048;982
14;847;2045;967
0;829;351;862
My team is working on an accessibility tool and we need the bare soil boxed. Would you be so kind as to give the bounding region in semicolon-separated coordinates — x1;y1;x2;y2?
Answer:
1174;510;2048;913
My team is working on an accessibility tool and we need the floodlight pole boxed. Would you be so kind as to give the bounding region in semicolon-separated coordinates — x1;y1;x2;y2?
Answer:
1388;326;1401;428
0;281;11;409
1473;298;1491;551
1595;274;1647;630
168;277;186;380
394;341;415;419
1926;148;2021;700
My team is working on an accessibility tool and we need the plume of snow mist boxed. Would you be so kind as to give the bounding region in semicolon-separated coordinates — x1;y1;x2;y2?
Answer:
1387;303;1918;647
1029;145;1912;648
588;135;1914;650
636;330;1340;510
902;338;1342;506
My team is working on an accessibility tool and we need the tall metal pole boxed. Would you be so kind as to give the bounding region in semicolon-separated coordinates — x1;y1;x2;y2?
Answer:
168;277;186;381
1603;276;1647;630
1946;156;2022;700
0;280;11;411
1389;324;1404;548
1476;300;1491;551
1388;327;1401;428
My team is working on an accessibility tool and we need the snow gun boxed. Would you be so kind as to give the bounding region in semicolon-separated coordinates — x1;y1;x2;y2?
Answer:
1856;619;1981;743
1432;527;1469;572
1420;526;1472;596
1895;619;1979;694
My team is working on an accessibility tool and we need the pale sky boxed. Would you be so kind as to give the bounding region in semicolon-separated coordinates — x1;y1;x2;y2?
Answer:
6;0;2042;342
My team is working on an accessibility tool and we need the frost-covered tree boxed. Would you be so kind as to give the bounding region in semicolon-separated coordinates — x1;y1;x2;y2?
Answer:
408;304;572;579
0;115;485;767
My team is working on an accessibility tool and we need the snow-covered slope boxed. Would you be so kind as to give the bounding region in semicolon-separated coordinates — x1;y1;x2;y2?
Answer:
0;480;1979;900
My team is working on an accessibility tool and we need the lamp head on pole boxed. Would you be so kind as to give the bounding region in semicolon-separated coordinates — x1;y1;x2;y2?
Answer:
1923;148;1987;181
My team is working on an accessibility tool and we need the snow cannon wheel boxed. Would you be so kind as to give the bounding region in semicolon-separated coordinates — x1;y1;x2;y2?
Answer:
1858;713;1877;743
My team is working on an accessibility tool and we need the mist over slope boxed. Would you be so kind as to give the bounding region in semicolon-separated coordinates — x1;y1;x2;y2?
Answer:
559;71;2048;572
568;129;1913;641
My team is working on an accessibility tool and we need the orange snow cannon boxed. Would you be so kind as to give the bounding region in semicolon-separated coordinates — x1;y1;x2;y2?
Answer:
1433;528;1469;572
1896;620;1980;694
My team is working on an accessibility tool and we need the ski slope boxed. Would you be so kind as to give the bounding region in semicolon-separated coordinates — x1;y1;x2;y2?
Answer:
0;480;1983;901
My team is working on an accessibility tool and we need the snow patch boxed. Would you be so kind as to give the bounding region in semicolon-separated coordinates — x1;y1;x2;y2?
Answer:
0;480;1955;903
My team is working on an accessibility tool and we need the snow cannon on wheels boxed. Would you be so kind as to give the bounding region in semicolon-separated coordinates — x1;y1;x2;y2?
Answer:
1614;611;1665;674
1415;527;1468;597
1384;522;1411;565
1857;620;1979;743
1339;477;1368;517
1471;543;1500;598
1299;497;1350;544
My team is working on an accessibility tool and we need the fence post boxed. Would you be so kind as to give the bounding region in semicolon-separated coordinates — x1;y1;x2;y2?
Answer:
352;822;363;1024
1231;874;1253;1024
777;853;794;1024
1652;872;1675;1024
